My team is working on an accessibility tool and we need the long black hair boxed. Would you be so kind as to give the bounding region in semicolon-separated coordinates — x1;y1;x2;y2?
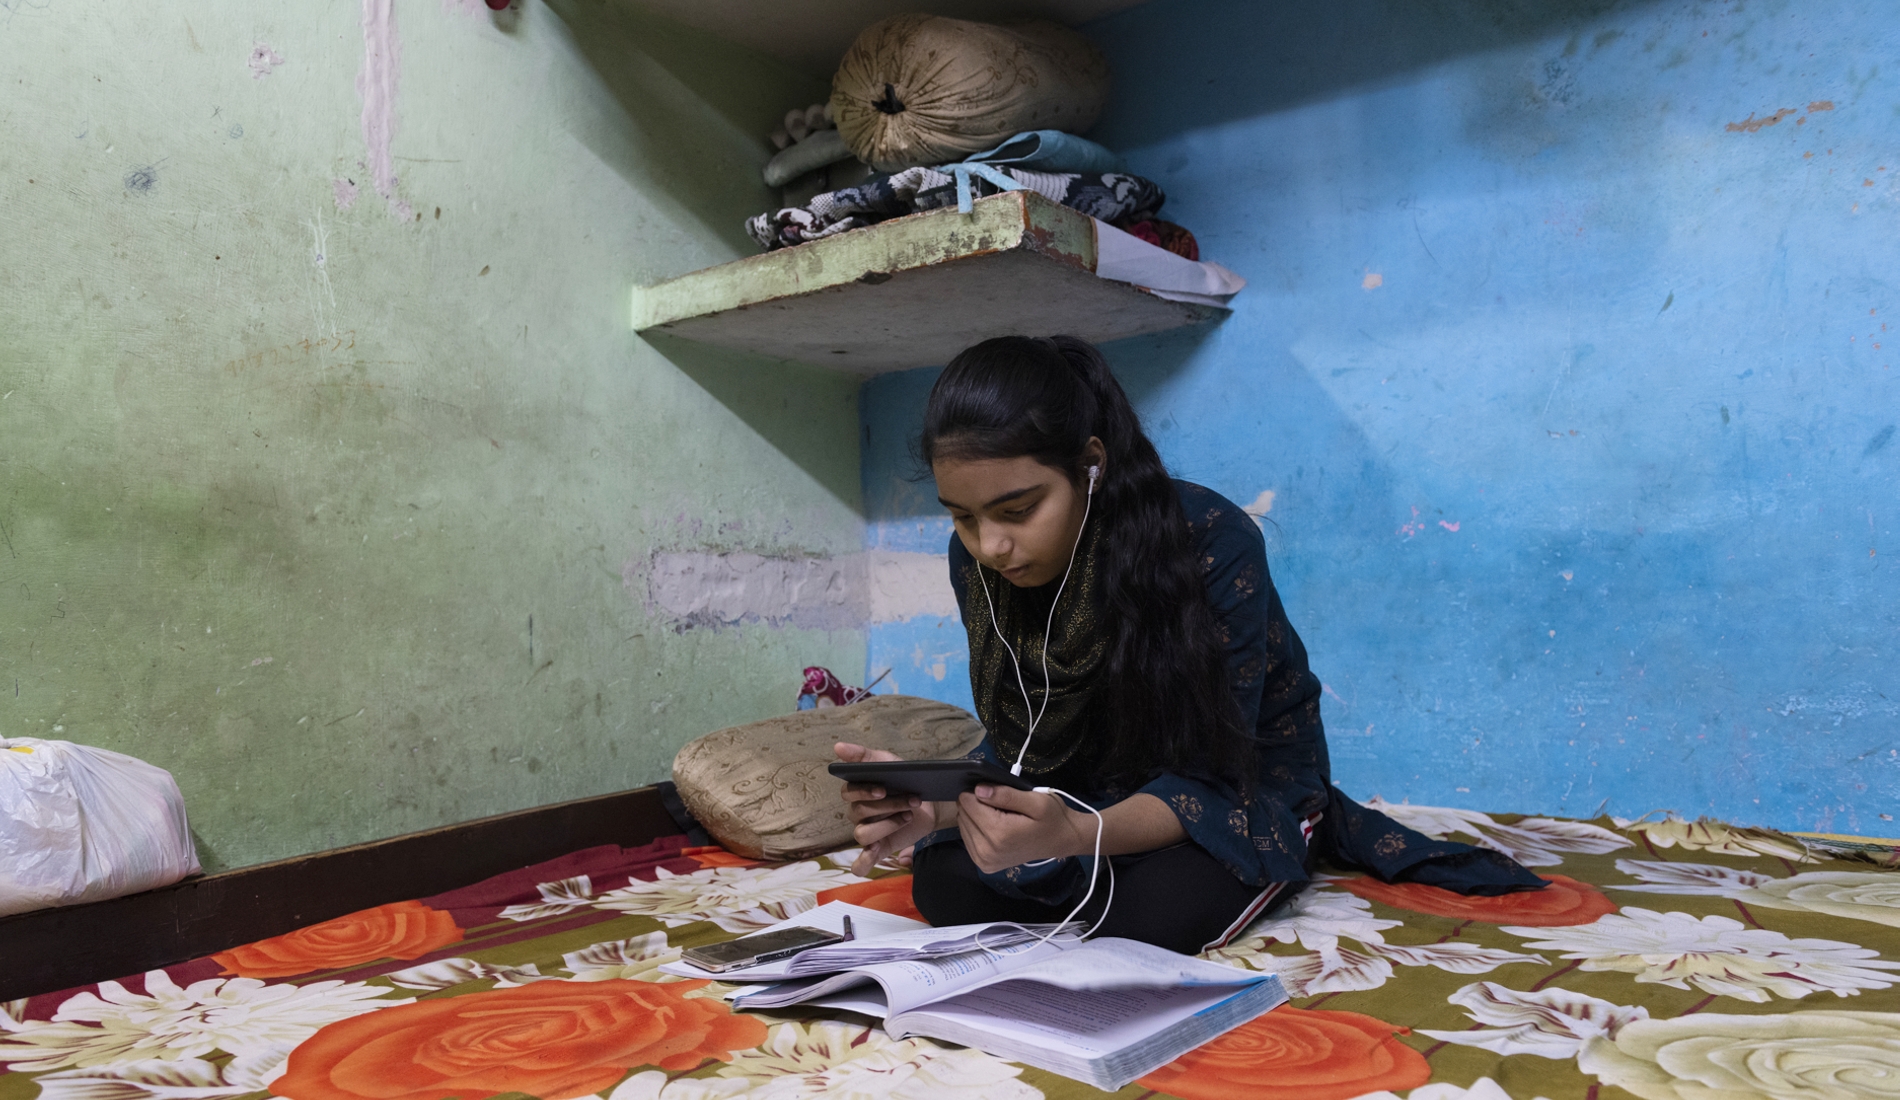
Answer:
918;335;1253;792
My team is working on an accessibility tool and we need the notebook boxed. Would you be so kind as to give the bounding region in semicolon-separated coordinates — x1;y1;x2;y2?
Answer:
663;902;1286;1091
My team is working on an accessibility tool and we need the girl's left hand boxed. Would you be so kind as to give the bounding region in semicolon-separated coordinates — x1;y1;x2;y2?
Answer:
957;785;1093;874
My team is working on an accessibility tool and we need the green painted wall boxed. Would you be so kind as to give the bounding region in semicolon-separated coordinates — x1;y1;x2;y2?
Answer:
0;0;863;871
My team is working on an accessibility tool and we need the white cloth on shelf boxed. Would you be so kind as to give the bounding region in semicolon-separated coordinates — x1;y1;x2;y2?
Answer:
1092;218;1246;307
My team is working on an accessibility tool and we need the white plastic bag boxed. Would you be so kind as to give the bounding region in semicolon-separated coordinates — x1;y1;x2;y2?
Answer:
0;738;201;917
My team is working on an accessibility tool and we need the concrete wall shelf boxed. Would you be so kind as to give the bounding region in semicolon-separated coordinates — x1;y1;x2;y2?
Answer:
630;190;1224;376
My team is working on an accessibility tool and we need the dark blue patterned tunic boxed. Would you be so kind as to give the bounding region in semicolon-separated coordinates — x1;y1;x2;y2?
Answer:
920;481;1542;902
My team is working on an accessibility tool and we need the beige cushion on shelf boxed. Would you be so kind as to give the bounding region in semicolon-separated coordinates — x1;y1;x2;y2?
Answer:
673;695;985;861
832;15;1110;172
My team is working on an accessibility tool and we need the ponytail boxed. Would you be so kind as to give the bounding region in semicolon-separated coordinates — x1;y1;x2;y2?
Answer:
919;336;1253;792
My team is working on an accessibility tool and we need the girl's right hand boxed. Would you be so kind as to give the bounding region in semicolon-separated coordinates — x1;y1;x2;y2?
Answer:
836;742;944;876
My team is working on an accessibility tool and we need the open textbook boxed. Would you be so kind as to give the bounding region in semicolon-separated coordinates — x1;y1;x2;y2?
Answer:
661;902;1286;1092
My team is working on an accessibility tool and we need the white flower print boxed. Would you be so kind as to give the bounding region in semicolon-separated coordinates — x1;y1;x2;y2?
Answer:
605;1071;753;1099
1265;942;1395;996
0;970;405;1085
563;932;686;982
825;848;906;874
1207;889;1400;994
1744;871;1900;929
719;1020;1040;1099
1609;859;1777;896
1504;907;1900;1002
595;1021;1041;1099
1362;800;1504;846
592;862;863;933
1365;798;1630;866
382;957;550;990
1416;981;1650;1059
1614;816;1816;862
30;1056;260;1100
1206;888;1544;996
1354;1078;1554;1100
1613;860;1900;930
1367;941;1553;974
498;874;598;922
1578;1010;1900;1100
27;1051;311;1100
1229;884;1404;951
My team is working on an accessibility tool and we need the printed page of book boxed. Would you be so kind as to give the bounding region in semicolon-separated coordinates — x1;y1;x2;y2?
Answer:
732;937;1060;1015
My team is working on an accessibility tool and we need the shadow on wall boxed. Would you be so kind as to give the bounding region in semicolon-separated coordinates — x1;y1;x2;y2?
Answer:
644;333;863;512
1101;317;1228;423
1085;0;1669;149
542;0;828;258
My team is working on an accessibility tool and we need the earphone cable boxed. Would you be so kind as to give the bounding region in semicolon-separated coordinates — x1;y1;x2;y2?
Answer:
973;783;1116;956
974;468;1096;777
968;467;1108;955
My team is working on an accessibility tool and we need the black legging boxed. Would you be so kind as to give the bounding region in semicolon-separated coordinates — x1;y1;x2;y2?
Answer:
910;839;1286;955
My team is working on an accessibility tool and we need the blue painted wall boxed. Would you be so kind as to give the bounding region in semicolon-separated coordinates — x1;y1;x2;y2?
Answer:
863;0;1899;835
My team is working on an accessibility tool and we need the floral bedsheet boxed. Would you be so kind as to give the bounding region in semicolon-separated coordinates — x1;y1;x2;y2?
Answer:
3;804;1897;1100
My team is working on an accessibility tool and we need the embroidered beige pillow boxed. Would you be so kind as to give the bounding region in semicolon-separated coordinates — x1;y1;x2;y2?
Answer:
672;695;985;861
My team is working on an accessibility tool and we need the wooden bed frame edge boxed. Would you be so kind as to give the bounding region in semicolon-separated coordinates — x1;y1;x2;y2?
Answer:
0;785;678;1001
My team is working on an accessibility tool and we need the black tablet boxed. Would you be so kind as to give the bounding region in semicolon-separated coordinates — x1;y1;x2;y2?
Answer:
828;759;1037;802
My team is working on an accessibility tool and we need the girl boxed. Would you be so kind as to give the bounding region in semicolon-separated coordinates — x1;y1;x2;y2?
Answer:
839;336;1540;953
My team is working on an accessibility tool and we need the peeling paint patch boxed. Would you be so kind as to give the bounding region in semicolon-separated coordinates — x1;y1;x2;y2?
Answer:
333;178;359;210
248;42;284;79
1242;489;1275;528
1775;684;1899;726
357;0;405;216
1361;272;1384;290
865;552;958;623
1725;108;1797;133
1809;100;1836;113
641;550;955;630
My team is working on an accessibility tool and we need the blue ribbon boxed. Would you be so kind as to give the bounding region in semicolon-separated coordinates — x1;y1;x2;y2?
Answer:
941;162;1026;214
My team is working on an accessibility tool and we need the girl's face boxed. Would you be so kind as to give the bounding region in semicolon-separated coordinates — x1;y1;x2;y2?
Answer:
934;440;1105;588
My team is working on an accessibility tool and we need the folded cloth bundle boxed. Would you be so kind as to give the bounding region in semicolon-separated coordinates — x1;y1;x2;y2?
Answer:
959;129;1127;175
745;165;1165;251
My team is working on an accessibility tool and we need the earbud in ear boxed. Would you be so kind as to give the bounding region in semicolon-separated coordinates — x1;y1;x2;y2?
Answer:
1087;465;1100;492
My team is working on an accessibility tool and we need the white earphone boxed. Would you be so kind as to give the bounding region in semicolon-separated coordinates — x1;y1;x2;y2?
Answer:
971;458;1113;945
976;461;1099;777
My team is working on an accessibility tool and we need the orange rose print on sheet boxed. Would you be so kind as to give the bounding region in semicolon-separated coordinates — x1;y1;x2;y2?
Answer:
684;845;762;869
213;900;463;979
275;979;766;1100
1139;1006;1430;1100
817;875;925;922
1340;873;1616;927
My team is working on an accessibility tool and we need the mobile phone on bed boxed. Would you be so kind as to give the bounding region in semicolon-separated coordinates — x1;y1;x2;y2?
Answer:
828;759;1038;802
681;926;847;973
